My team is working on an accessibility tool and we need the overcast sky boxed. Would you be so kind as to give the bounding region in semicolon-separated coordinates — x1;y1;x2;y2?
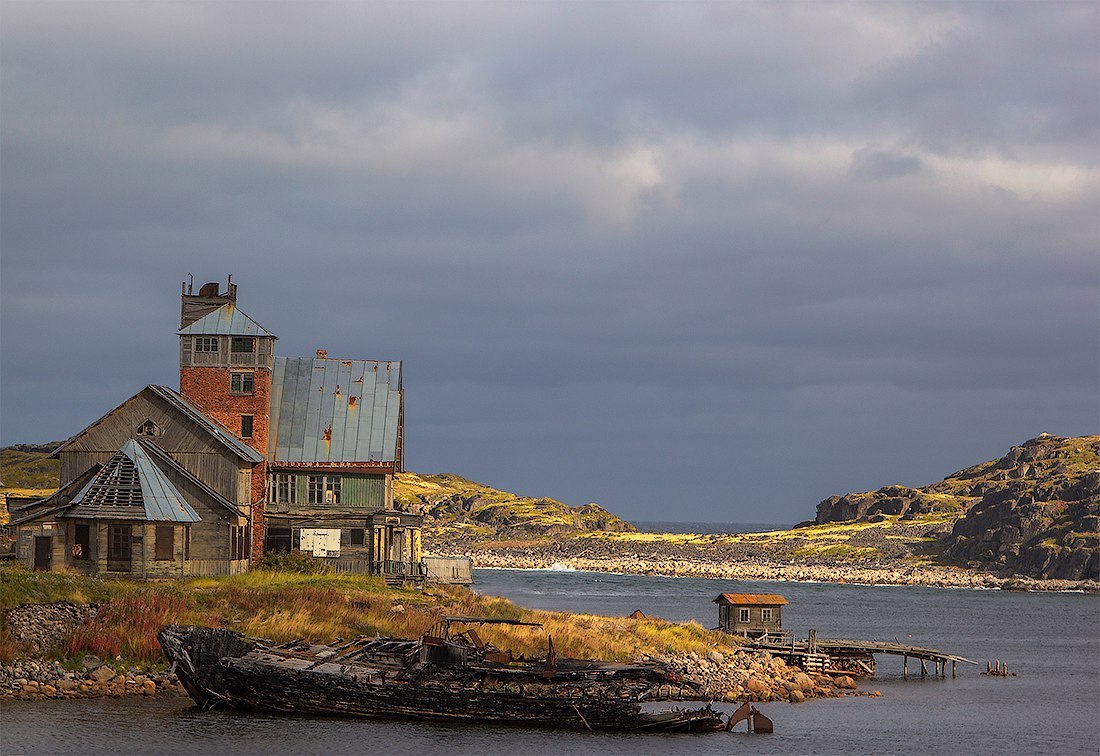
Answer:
1;1;1097;524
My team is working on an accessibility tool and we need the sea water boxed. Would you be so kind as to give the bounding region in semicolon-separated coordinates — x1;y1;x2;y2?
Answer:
2;568;1097;755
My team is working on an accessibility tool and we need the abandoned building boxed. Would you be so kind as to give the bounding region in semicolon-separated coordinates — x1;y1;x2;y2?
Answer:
713;593;789;639
10;277;425;581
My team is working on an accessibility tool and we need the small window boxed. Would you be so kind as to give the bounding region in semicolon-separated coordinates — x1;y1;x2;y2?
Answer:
184;525;191;561
273;473;296;504
761;608;773;622
72;523;91;560
308;475;341;504
240;415;254;438
136;419;160;437
230;372;255;395
194;337;219;353
738;608;750;623
350;528;365;547
231;337;255;353
155;525;175;560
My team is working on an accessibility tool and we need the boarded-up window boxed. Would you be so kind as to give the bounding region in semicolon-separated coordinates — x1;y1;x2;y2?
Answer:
155;525;175;560
72;523;91;560
350;529;365;547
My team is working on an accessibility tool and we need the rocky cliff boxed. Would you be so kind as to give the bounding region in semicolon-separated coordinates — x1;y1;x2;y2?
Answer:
814;434;1099;581
395;472;636;541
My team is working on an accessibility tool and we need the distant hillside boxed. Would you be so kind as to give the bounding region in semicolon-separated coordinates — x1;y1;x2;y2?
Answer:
0;443;62;490
812;434;1099;581
395;472;636;541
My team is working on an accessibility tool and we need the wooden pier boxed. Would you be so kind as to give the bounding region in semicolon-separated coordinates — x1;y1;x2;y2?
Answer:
750;632;978;678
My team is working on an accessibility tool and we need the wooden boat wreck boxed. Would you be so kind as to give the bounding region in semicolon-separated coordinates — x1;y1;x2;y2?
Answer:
158;617;747;733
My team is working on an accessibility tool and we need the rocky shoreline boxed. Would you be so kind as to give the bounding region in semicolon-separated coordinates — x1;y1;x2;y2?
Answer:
434;543;1099;592
1;656;182;702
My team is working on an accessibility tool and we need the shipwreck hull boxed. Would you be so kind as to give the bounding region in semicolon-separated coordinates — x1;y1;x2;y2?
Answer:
158;625;728;733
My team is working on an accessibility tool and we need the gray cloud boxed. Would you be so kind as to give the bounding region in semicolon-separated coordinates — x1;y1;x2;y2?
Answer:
2;1;1097;524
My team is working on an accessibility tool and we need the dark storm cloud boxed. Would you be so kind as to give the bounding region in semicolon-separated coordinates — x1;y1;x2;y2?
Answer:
2;1;1097;523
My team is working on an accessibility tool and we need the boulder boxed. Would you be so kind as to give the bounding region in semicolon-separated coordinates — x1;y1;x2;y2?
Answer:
789;689;805;703
89;666;116;684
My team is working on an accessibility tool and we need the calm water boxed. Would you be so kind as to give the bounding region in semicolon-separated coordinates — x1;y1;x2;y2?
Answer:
2;568;1098;755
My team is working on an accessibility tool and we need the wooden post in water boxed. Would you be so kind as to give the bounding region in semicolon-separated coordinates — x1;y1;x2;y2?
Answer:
952;661;956;678
903;656;908;678
920;658;927;677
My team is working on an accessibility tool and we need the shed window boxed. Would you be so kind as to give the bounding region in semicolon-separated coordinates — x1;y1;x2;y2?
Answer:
738;608;750;623
231;337;255;353
230;372;255;395
761;608;773;622
194;337;219;353
72;523;90;560
350;528;365;547
240;415;254;438
155;525;175;560
308;475;341;504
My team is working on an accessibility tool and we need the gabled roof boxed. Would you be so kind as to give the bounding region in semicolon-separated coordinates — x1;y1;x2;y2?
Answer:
177;303;276;338
50;385;263;464
269;356;401;465
713;593;789;606
147;386;264;463
66;440;200;523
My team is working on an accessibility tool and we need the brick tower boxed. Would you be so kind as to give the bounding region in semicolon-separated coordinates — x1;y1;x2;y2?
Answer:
178;276;275;560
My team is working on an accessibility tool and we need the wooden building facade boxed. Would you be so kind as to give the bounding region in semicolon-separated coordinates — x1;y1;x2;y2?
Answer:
713;593;789;639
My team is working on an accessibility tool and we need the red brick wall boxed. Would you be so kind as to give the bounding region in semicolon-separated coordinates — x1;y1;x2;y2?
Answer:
180;366;271;562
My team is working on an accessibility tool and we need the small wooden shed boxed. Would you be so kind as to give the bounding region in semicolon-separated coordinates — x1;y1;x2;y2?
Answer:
713;593;788;638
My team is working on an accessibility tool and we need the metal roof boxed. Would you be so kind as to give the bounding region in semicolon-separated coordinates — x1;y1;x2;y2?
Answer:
269;357;401;464
68;440;201;523
177;303;276;338
147;386;265;463
713;593;789;606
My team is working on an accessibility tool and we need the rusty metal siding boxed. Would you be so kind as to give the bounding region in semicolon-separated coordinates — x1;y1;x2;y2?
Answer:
270;357;403;465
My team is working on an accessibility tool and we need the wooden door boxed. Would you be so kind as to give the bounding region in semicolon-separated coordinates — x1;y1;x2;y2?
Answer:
33;536;52;571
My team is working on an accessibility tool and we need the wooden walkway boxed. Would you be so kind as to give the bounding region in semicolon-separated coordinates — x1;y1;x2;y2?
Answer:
750;636;978;678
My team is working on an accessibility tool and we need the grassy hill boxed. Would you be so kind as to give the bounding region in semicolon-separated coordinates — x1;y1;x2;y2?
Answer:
395;472;635;540
0;443;62;491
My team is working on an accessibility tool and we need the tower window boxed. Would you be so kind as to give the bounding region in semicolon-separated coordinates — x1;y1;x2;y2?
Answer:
272;473;296;504
241;415;254;438
230;372;255;395
231;337;255;353
195;337;219;353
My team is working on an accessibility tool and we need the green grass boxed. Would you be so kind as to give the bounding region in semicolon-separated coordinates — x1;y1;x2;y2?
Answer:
1;446;62;490
0;564;744;666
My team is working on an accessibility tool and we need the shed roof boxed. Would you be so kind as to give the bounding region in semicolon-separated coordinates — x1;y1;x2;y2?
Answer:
177;303;276;338
268;356;402;465
67;440;200;523
713;593;789;606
